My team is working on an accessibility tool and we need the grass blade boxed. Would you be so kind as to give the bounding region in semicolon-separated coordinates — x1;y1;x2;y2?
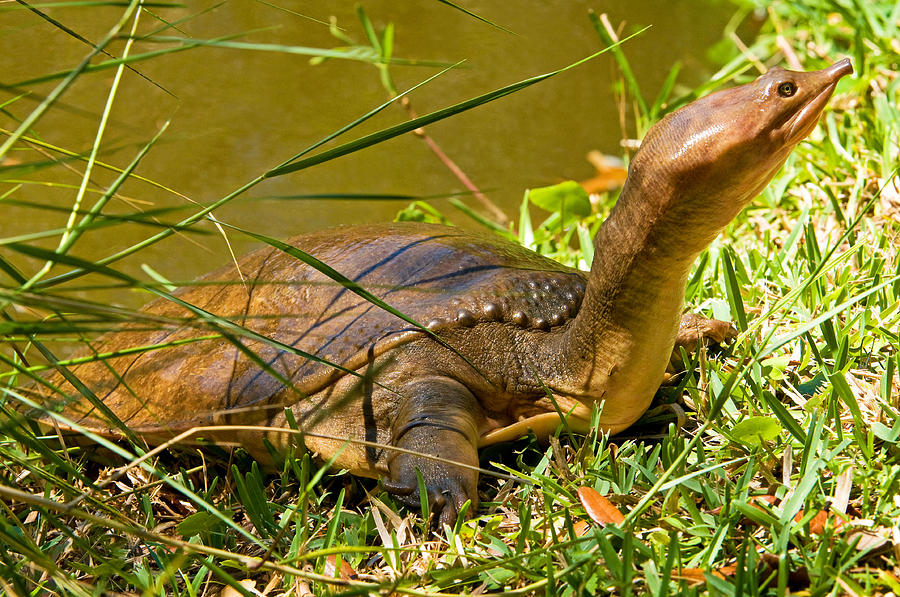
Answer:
265;28;648;178
433;0;516;35
0;0;140;161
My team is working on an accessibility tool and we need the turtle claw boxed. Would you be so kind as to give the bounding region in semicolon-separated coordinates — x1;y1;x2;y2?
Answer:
675;313;738;348
381;478;415;496
430;479;473;528
663;313;738;383
383;470;472;527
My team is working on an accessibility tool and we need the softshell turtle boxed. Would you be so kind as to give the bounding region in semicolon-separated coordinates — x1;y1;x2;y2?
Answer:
34;59;852;524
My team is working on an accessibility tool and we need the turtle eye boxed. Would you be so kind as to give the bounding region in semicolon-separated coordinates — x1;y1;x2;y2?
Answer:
777;81;797;97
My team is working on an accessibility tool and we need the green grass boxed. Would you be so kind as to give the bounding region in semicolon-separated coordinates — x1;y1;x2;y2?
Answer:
2;1;899;595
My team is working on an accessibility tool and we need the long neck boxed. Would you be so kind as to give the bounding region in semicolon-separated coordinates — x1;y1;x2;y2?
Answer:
538;171;725;427
528;59;845;425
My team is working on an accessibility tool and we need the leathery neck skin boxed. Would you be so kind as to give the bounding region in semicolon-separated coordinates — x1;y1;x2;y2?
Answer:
539;171;702;433
533;59;853;432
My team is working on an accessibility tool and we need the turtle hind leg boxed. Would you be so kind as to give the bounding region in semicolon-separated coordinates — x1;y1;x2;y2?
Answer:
383;376;483;527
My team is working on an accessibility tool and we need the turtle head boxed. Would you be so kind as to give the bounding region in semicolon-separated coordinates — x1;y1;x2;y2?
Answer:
557;60;852;428
628;59;852;237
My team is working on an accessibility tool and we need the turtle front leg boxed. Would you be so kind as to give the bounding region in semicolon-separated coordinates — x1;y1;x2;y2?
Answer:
383;377;482;526
664;313;738;382
674;312;737;350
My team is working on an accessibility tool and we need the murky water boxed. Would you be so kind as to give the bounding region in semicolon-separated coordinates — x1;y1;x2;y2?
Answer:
2;1;734;306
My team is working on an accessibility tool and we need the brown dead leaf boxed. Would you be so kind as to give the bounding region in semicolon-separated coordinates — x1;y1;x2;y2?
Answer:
676;564;737;584
833;467;854;514
846;524;893;553
751;495;778;508
219;579;256;597
577;486;625;525
792;509;837;534
746;495;842;534
674;568;708;586
809;510;830;534
571;519;591;537
714;563;738;579
580;150;627;194
324;554;358;581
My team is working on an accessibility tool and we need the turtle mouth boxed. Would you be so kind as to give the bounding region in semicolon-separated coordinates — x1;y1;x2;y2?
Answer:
783;58;853;144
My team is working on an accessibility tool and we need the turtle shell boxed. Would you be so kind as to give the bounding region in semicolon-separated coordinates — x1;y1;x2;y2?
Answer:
41;222;587;434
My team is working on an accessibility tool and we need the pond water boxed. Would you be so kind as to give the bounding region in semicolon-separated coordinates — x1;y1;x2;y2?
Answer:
2;1;736;307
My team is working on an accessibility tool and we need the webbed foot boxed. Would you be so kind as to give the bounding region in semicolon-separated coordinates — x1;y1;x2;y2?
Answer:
382;469;474;528
384;377;481;527
664;313;738;382
675;312;738;348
